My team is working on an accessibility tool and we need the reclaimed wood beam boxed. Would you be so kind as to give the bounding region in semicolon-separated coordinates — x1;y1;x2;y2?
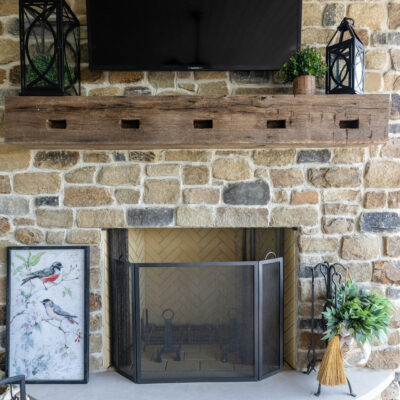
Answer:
4;95;390;149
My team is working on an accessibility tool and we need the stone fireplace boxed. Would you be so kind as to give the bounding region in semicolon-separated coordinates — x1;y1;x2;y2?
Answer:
0;0;399;397
1;145;400;380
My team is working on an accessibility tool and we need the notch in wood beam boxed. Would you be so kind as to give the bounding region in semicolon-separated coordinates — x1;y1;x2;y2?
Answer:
121;119;140;129
193;119;213;129
267;120;286;129
339;119;359;129
47;119;67;129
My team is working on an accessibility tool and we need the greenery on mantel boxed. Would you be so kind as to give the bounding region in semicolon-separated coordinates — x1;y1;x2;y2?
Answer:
280;47;327;83
26;52;75;87
322;280;392;345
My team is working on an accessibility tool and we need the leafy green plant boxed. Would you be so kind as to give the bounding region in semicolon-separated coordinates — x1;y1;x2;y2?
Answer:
26;52;75;87
280;47;327;83
322;280;392;345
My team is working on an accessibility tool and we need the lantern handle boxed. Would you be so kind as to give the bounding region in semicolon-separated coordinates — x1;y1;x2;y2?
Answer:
342;17;355;27
327;17;363;47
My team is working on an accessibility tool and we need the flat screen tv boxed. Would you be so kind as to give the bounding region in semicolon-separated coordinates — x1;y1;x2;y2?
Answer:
87;0;302;71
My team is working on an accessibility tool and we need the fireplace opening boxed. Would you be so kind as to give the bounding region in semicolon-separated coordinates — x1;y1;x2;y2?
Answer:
106;228;297;383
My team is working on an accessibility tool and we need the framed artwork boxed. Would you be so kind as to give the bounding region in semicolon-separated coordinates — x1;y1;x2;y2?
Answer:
6;246;90;383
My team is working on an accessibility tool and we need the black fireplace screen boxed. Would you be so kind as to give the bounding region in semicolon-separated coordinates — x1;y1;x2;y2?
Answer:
110;259;282;383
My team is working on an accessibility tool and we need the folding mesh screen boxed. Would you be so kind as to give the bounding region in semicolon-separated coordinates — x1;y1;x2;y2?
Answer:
110;258;282;383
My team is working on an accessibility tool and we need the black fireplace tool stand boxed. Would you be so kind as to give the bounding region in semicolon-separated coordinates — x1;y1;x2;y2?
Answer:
155;308;181;362
305;261;356;397
146;307;243;364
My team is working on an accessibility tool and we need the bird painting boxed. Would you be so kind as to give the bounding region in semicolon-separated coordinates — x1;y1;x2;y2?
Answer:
41;299;78;325
21;261;63;289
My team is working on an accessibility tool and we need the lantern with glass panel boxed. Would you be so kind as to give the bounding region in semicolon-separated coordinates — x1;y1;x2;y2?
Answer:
326;17;364;94
19;0;80;95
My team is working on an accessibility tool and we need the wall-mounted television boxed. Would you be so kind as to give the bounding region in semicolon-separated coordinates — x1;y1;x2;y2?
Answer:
87;0;302;71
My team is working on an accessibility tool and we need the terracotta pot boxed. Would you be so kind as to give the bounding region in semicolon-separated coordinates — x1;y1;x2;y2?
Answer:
293;75;316;95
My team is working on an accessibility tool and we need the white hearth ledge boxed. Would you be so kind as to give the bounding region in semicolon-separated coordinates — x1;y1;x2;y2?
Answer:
27;368;394;400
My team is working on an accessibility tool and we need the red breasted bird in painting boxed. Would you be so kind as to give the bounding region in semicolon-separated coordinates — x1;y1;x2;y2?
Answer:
41;299;78;325
21;261;63;289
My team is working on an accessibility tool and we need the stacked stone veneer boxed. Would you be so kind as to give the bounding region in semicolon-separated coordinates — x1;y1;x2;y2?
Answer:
0;146;399;374
0;0;399;397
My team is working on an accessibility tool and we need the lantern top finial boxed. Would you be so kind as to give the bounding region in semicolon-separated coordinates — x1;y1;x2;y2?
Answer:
337;17;355;32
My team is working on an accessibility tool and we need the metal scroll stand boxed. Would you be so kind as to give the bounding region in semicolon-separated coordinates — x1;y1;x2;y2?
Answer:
156;308;181;362
305;261;356;397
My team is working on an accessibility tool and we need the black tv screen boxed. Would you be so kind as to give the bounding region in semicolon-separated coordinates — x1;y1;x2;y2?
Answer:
87;0;302;71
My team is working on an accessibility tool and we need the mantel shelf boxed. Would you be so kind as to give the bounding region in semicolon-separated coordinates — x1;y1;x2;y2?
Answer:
4;94;390;149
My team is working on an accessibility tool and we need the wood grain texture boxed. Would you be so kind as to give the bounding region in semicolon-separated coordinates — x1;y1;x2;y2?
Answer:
4;95;390;149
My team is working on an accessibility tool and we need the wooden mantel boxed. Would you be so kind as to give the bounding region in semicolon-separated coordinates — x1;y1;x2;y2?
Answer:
4;94;390;149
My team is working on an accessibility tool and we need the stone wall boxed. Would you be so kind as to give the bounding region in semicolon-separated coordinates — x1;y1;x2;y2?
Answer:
0;147;399;375
0;0;400;398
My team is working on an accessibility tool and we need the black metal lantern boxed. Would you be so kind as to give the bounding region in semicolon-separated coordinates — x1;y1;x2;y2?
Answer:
19;0;80;95
326;17;364;94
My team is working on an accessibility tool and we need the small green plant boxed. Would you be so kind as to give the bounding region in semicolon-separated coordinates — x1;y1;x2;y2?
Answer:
26;52;76;87
280;47;327;83
322;280;392;345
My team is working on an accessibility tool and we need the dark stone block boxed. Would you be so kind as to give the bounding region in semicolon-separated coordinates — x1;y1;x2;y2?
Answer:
360;212;400;233
298;265;325;278
387;287;400;299
6;17;19;36
128;151;157;162
223;180;270;205
230;71;270;84
392;94;400;120
0;349;4;371
9;65;20;84
34;151;79;169
35;196;59;207
124;86;152;96
297;150;331;163
390;123;400;134
0;305;5;326
113;152;126;161
127;208;174;227
299;318;324;330
373;32;400;46
0;328;5;348
322;4;340;26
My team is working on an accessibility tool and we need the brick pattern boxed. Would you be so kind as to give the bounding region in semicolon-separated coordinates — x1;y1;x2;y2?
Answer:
0;1;399;393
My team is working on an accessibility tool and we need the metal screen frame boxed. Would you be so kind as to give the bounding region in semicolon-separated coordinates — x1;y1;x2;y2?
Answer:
258;257;284;380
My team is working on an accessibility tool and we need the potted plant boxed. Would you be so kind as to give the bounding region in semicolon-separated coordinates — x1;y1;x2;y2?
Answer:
322;280;392;366
280;47;327;95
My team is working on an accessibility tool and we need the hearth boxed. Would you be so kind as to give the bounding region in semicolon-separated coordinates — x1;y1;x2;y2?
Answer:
107;228;286;383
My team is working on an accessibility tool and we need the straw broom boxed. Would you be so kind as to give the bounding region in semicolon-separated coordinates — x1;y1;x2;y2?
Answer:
317;268;351;387
317;335;347;386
